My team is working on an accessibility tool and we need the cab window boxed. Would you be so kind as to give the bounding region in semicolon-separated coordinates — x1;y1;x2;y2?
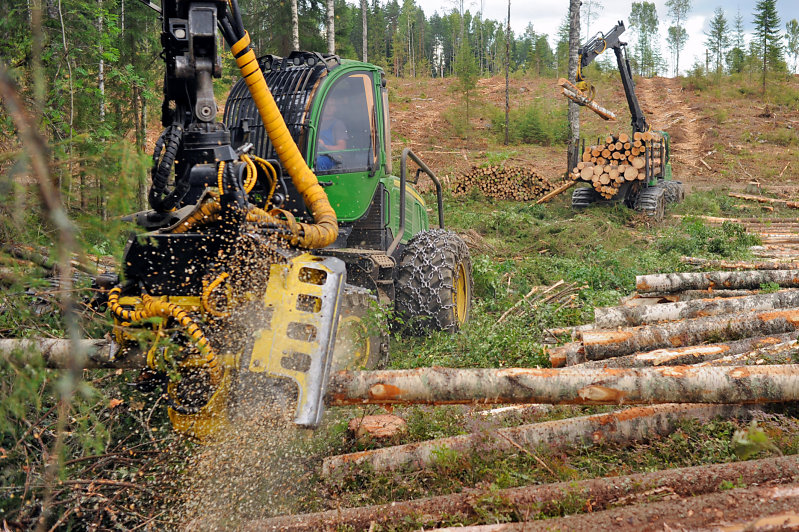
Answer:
315;72;377;175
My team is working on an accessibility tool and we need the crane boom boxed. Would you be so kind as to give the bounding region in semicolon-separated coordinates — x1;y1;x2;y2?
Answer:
577;21;648;133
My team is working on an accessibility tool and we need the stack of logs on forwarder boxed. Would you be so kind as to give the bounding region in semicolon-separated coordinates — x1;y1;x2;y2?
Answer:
452;165;554;201
571;131;664;199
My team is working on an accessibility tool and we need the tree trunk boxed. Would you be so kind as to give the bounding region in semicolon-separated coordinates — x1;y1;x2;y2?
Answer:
567;0;581;149
504;0;510;145
291;0;299;51
252;455;799;531
594;290;799;328
326;364;799;406
637;270;799;293
360;0;367;62
582;308;799;360
574;333;799;369
321;404;754;475
0;339;145;369
326;0;334;55
466;484;799;532
681;256;799;270
636;289;768;302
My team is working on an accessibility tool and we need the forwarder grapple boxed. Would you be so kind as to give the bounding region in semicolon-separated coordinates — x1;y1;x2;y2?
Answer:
95;0;472;439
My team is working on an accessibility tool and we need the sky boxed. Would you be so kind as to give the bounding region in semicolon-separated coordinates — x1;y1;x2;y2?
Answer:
414;0;799;75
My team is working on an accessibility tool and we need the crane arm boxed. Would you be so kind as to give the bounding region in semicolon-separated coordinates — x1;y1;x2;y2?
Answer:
576;21;649;134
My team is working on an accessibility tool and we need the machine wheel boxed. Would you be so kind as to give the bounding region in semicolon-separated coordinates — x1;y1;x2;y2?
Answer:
395;229;472;334
663;180;685;204
332;285;388;370
571;186;600;209
634;185;666;222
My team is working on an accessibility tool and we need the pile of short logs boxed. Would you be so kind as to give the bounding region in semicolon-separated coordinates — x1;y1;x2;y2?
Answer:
570;132;664;199
452;164;554;201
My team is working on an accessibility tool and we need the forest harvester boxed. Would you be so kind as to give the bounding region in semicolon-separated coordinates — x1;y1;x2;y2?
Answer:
91;0;472;439
565;21;684;220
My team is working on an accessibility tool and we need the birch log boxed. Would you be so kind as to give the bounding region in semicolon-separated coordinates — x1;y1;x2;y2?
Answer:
325;365;799;406
582;308;799;360
681;257;799;270
0;338;144;368
636;270;799;293
321;404;753;475
639;288;769;302
574;332;799;369
252;455;799;531
443;483;799;531
594;290;799;328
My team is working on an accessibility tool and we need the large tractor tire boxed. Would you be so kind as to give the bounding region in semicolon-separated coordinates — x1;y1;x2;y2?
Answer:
395;229;472;334
634;185;666;222
571;186;600;209
331;285;388;370
663;180;685;204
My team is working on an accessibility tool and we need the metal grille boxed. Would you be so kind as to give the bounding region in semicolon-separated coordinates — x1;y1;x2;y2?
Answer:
223;59;330;160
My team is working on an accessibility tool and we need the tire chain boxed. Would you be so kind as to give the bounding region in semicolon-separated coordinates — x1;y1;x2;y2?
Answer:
395;229;471;334
663;180;685;204
634;185;666;221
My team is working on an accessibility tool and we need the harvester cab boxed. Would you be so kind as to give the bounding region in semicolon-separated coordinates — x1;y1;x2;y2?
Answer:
105;0;473;439
568;20;685;220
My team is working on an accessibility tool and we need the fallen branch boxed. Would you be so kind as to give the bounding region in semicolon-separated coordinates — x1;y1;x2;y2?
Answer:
325;364;799;406
321;404;752;475
636;270;799;293
582;308;799;360
593;290;799;328
251;454;799;531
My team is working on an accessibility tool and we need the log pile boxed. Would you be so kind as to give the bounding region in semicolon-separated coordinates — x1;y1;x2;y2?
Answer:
569;132;664;199
549;269;799;367
452;165;555;201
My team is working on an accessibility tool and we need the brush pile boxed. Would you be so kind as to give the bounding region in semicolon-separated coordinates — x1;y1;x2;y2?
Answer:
452;165;554;201
570;132;664;199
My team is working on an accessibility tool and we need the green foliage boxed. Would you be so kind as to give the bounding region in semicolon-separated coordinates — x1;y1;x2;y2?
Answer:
705;8;730;77
753;0;785;91
657;218;760;258
491;103;569;146
629;1;662;77
732;420;782;459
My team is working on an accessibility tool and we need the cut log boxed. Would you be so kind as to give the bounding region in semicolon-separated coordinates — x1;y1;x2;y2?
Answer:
580;166;594;180
594;290;799;328
535;179;576;204
321;404;753;476
618;132;629;143
445;483;799;532
0;339;144;369
582;308;799;360
680;256;799;270
640;289;770;302
694;340;797;367
624;166;639;181
245;455;799;531
348;414;407;439
729;192;799;209
636;270;799;293
560;86;617;121
325;364;799;406
574;333;799;369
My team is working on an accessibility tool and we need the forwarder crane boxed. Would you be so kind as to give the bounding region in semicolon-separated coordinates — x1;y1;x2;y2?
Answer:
569;21;684;220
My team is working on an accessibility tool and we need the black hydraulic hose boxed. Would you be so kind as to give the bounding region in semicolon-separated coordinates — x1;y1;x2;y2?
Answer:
218;17;237;47
228;0;246;40
149;125;185;211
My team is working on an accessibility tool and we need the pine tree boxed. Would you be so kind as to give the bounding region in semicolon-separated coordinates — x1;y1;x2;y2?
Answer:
752;0;783;93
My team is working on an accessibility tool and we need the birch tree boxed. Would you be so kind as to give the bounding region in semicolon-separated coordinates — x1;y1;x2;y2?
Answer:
665;0;690;75
568;0;580;149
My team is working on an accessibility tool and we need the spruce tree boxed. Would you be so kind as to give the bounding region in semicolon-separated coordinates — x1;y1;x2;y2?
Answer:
705;8;730;79
752;0;783;93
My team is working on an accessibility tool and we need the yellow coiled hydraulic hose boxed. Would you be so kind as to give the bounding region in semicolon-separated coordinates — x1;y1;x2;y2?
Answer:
230;31;338;249
107;287;222;385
